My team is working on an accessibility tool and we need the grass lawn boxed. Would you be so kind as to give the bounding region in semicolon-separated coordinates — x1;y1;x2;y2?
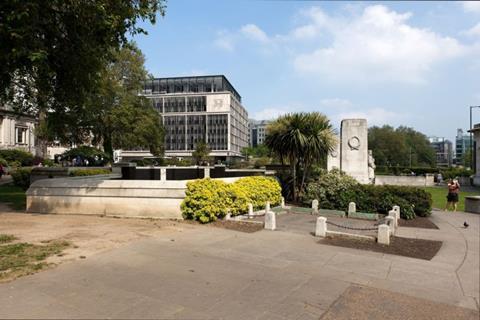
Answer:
423;186;480;212
0;184;26;211
0;234;70;282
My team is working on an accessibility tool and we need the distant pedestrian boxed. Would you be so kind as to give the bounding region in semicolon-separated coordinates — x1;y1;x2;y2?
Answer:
0;163;4;179
445;179;460;212
437;173;443;184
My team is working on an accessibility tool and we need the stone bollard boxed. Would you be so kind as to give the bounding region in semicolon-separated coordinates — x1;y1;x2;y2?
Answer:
312;199;319;214
248;203;254;217
160;168;167;181
281;197;285;209
378;224;390;245
315;217;327;237
265;201;271;214
348;202;356;215
385;216;395;235
392;205;400;220
264;211;276;230
204;167;210;178
388;210;397;226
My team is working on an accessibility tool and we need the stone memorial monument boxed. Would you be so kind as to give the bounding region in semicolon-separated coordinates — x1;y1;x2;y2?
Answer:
327;119;374;184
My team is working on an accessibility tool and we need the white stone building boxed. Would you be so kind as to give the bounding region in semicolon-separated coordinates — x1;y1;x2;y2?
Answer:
0;107;37;155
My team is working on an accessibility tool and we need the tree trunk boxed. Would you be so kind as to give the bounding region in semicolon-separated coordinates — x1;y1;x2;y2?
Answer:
291;156;297;203
103;133;113;160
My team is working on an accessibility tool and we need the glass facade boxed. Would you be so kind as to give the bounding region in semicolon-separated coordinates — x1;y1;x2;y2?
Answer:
143;75;241;103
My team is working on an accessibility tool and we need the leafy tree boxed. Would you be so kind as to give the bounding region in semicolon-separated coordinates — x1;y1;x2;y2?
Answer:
192;141;211;165
0;0;166;147
265;112;336;202
82;42;164;157
368;125;435;167
242;144;270;158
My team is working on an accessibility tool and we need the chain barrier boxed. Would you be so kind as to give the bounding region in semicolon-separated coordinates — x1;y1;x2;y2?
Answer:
326;220;379;231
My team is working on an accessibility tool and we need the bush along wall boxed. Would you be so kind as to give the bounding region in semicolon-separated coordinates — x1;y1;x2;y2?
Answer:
181;176;282;223
301;170;432;220
11;168;33;190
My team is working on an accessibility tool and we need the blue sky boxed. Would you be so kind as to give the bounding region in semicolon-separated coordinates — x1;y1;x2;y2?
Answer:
134;1;480;142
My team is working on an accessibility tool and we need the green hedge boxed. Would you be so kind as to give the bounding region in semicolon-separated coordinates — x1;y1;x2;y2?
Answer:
69;168;111;177
301;170;432;220
181;176;282;223
11;168;33;190
0;149;34;167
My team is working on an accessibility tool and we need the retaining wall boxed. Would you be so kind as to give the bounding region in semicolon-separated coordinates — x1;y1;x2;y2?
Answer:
26;175;240;219
374;174;434;187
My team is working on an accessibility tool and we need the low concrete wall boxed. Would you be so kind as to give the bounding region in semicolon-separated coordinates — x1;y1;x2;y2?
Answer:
26;176;240;219
374;175;434;187
465;196;480;214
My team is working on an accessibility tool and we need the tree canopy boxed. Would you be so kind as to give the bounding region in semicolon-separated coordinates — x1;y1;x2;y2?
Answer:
192;141;211;165
368;125;436;167
0;0;166;144
265;112;336;201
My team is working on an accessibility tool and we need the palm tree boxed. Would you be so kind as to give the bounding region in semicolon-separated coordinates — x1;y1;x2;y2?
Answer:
265;112;336;202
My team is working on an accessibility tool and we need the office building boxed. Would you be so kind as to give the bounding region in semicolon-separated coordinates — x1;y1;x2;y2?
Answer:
455;129;473;165
248;119;270;147
429;136;453;167
141;75;249;161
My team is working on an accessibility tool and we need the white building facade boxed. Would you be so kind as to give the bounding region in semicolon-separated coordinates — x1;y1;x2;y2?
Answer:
0;107;37;155
141;75;249;161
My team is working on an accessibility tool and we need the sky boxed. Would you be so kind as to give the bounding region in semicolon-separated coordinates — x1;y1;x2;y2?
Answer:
134;0;480;142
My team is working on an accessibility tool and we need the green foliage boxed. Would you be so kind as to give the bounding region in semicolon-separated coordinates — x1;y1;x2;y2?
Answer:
441;167;472;180
181;176;282;223
11;168;32;191
181;179;232;223
302;169;359;211
301;170;432;220
242;144;270;158
192;141;211;165
0;1;166;146
265;112;336;201
368;125;436;167
0;158;7;167
254;157;271;168
69;169;111;177
42;159;55;167
61;146;110;165
0;149;34;166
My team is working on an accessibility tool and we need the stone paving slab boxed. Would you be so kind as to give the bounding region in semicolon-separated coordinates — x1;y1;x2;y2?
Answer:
321;285;479;320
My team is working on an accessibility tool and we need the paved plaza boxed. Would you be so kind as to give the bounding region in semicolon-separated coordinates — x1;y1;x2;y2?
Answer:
0;210;478;319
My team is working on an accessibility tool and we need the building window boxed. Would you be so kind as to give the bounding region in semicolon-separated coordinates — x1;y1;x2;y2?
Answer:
15;127;27;144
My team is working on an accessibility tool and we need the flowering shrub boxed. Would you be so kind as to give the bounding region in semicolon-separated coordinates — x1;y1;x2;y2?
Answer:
181;176;282;223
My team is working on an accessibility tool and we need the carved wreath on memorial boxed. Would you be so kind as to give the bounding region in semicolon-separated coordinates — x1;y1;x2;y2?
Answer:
347;136;360;150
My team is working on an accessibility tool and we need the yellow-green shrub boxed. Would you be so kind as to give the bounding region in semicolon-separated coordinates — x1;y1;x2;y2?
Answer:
230;176;282;215
181;178;233;223
181;176;282;223
69;168;111;176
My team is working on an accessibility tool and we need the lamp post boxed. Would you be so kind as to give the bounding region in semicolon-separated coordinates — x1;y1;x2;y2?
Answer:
470;106;480;172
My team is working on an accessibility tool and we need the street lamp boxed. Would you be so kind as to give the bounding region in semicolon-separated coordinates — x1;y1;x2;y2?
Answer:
470;106;480;172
